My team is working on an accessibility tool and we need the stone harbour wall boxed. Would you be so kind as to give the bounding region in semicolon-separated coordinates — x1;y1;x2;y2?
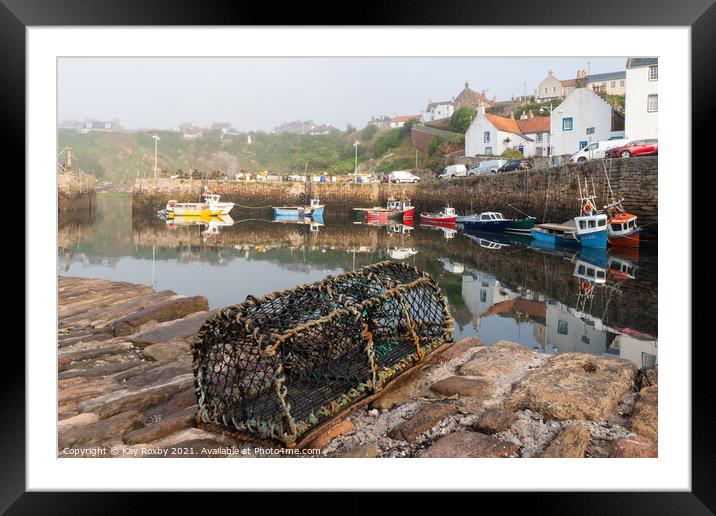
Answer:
132;156;658;236
58;174;97;213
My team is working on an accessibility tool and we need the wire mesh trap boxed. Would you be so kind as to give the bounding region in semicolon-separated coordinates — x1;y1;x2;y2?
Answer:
192;261;454;446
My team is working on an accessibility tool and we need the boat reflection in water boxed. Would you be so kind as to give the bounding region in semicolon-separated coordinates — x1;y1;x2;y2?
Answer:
165;214;235;242
421;220;458;239
274;211;325;232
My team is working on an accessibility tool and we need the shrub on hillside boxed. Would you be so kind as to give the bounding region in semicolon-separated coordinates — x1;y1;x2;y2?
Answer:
374;129;401;156
501;148;524;159
428;136;441;156
449;106;476;133
360;124;378;141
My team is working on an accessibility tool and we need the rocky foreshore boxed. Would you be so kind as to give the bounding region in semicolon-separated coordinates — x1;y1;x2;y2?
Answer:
58;277;657;458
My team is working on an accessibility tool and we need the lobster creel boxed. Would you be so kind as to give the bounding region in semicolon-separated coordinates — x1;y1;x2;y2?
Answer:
192;261;454;446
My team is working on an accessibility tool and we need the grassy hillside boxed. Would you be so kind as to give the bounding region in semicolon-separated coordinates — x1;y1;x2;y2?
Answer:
58;124;437;183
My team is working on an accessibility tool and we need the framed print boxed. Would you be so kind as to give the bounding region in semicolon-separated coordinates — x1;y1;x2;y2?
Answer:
6;0;713;511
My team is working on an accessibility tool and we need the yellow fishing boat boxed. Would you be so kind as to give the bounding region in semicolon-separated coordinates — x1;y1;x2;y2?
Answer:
164;187;234;218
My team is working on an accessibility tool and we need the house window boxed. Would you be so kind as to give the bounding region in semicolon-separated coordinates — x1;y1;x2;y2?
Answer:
620;80;625;87
586;127;595;135
517;145;524;155
544;87;548;94
611;81;616;88
649;65;658;81
485;146;493;155
581;335;590;345
562;117;573;131
642;353;657;369
484;131;490;143
579;140;588;149
648;94;658;112
552;86;556;93
480;290;487;303
536;147;543;157
537;133;543;142
557;320;568;335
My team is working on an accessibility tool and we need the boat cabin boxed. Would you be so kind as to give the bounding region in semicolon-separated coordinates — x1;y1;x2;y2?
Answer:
309;197;322;209
573;260;607;284
478;212;505;222
387;198;412;211
444;207;456;217
609;214;638;235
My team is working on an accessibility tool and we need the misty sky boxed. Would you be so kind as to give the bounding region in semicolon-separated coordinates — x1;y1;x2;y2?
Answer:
58;57;626;132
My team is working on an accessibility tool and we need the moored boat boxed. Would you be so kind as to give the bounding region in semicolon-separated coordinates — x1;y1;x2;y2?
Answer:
531;177;608;249
505;216;536;233
419;206;457;225
354;197;414;222
460;211;510;232
165;188;234;218
272;197;325;219
604;201;641;247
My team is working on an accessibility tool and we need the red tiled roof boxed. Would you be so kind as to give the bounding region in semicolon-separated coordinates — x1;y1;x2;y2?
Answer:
516;116;550;134
485;114;520;134
392;114;421;123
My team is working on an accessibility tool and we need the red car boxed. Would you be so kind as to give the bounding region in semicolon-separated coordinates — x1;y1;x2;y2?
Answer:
607;139;658;158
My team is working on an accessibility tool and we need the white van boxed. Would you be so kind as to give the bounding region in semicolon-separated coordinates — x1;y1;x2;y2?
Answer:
438;164;467;180
389;170;421;183
569;139;626;162
467;159;507;176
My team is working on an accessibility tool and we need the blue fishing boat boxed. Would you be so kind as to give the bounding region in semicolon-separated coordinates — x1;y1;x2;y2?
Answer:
531;177;608;249
459;211;510;232
272;197;325;219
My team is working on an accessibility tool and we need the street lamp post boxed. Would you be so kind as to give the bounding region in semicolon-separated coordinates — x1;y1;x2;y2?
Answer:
353;140;359;180
153;133;161;178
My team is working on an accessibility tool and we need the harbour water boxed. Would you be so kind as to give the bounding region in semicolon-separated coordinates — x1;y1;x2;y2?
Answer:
58;193;658;369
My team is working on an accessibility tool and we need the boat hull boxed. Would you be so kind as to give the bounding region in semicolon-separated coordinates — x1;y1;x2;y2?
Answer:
420;214;458;224
608;228;641;247
505;217;536;233
578;229;608;249
461;220;509;232
273;205;325;218
531;228;580;247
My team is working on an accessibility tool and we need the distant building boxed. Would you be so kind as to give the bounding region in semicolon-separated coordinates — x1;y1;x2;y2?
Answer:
309;123;338;135
465;102;550;157
625;57;658;140
453;82;495;110
537;69;626;101
549;85;625;156
367;115;391;129
424;100;454;122
390;114;422;128
177;122;204;139
79;119;119;133
587;70;626;96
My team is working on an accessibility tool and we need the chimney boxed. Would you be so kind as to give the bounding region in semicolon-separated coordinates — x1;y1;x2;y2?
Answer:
520;111;528;120
548;69;553;76
529;110;534;119
509;111;515;119
465;81;469;89
477;100;485;117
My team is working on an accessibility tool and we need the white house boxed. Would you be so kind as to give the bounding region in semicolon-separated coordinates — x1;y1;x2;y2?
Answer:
390;114;422;128
549;86;625;156
625;57;658;140
465;103;550;157
424;100;454;122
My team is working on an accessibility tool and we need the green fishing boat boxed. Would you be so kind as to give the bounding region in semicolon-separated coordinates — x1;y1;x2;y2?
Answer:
505;216;536;233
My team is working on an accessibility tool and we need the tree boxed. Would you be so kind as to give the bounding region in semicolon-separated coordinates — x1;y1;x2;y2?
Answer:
501;148;523;159
360;124;378;141
449;106;477;133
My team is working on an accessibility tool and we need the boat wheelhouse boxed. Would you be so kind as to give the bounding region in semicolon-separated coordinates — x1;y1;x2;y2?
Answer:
460;212;510;232
605;206;641;247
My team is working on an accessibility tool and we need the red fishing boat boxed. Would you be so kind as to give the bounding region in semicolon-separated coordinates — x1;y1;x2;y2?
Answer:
354;197;414;222
604;200;641;247
419;206;457;225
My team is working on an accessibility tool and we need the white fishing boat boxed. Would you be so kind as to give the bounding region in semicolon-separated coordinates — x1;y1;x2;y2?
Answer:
164;187;235;217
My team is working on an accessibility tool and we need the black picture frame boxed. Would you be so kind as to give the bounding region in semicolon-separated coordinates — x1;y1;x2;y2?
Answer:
7;0;711;512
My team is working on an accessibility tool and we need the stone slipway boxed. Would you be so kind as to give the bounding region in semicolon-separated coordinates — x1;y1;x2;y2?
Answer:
58;276;657;458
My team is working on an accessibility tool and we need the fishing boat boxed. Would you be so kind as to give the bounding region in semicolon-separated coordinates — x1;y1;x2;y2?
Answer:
464;231;510;250
503;204;537;234
604;199;641;247
272;197;325;219
164;187;235;218
601;161;641;247
354;197;414;222
419;206;457;225
531;178;608;249
460;212;510;232
420;221;457;239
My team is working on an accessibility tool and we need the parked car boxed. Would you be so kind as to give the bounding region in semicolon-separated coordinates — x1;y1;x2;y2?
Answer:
467;159;507;176
438;164;467;180
389;170;421;183
498;159;533;173
606;139;658;158
569;139;626;162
